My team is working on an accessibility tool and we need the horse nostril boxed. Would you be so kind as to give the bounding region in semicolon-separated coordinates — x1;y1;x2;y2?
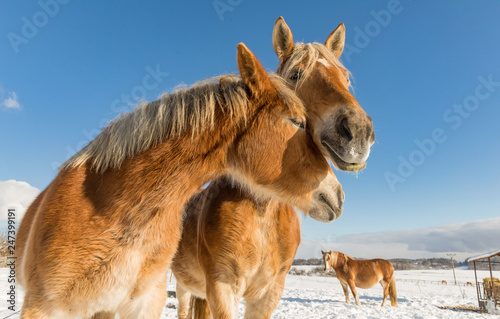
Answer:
338;117;353;141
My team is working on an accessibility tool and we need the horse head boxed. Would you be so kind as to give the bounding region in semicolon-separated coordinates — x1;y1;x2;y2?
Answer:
273;17;375;172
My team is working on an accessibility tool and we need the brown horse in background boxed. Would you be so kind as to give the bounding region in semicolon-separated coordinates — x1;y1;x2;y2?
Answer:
15;43;343;319
322;251;397;307
174;17;375;319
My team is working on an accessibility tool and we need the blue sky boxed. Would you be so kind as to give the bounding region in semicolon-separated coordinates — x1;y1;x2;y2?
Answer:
1;1;500;259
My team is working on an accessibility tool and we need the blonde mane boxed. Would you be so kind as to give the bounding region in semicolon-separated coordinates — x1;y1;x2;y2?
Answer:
62;74;304;173
278;42;351;88
342;252;355;261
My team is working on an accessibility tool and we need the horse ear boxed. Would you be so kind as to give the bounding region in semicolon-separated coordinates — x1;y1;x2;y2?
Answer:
321;250;325;255
325;23;345;59
273;16;295;61
237;43;273;97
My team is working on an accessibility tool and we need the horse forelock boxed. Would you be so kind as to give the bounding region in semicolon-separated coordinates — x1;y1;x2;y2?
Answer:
278;42;352;89
61;73;303;174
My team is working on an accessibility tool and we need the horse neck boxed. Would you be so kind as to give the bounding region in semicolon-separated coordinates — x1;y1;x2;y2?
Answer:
84;106;249;221
334;253;345;269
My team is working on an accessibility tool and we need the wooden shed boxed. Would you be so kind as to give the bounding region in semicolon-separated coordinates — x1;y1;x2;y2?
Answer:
469;250;500;310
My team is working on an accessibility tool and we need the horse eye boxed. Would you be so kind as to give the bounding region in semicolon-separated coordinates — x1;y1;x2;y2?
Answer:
289;117;305;129
289;70;302;82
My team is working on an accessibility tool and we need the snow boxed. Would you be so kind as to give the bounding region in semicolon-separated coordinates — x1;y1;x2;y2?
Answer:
0;268;498;318
468;250;500;262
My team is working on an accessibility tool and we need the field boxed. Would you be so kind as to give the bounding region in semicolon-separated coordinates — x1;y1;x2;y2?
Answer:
0;268;498;318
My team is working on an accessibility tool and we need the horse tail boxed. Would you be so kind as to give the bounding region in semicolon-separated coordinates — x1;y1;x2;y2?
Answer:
190;296;210;319
389;276;398;307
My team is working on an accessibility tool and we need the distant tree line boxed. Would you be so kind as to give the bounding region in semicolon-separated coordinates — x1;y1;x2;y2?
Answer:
388;258;463;270
292;257;471;270
292;258;322;266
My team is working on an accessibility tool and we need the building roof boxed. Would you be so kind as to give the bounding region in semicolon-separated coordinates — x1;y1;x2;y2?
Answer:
468;250;500;262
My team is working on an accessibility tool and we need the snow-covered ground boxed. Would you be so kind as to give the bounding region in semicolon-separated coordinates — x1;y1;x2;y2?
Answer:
1;268;498;318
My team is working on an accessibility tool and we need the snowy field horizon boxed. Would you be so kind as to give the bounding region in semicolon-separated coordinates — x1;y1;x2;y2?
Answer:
1;268;499;318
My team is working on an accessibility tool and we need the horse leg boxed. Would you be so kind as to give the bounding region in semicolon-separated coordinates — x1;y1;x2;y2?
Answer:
20;290;54;319
89;312;116;319
340;281;350;304
244;281;285;319
176;283;193;319
206;281;239;319
347;280;360;306
191;297;210;319
118;275;167;319
20;307;52;319
20;305;52;319
380;280;389;307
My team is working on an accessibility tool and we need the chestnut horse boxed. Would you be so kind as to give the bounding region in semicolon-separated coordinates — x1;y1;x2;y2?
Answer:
322;251;397;307
173;177;319;319
15;44;343;319
173;17;375;318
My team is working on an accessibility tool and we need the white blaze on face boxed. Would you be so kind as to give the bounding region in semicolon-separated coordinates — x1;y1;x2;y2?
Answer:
323;254;331;272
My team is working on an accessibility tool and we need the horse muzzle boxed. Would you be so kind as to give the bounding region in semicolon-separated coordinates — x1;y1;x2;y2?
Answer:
319;108;375;172
308;173;344;223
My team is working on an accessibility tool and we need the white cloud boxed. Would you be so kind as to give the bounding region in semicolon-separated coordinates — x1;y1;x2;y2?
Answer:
1;91;22;109
0;84;22;110
0;180;40;222
297;218;500;261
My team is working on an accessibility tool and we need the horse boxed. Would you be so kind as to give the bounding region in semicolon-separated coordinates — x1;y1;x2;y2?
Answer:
172;176;318;319
483;277;500;300
442;280;447;285
173;17;375;319
466;282;473;287
15;43;343;319
322;251;397;307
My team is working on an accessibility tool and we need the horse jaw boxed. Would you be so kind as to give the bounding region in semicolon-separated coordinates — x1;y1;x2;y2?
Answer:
308;173;344;223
